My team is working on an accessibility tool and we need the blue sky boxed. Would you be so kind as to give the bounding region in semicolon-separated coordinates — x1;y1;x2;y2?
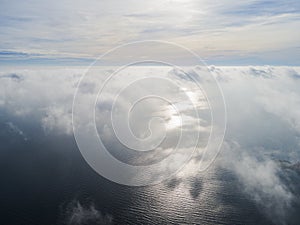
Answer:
0;0;299;65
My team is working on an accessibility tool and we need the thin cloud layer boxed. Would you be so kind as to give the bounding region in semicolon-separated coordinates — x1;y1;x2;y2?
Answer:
0;0;299;65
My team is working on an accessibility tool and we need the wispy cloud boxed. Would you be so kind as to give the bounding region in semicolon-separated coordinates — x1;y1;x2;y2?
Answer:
0;0;299;65
64;200;113;225
220;141;294;225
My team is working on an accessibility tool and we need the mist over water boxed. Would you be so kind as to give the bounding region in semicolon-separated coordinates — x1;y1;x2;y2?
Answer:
1;66;300;224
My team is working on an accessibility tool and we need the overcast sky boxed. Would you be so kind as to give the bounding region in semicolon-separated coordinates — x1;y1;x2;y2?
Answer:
0;0;299;65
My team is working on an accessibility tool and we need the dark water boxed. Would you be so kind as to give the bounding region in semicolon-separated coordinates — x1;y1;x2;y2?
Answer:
0;127;299;225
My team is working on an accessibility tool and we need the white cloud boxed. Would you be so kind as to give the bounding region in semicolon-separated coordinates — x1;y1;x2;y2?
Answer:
41;106;73;135
0;67;82;135
220;141;293;225
64;200;113;225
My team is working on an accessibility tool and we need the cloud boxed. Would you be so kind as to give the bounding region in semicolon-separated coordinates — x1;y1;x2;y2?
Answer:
257;83;300;133
41;106;73;135
219;67;300;162
0;67;82;133
209;66;300;224
1;66;300;222
64;200;113;225
220;141;293;225
0;72;24;81
0;0;299;65
6;121;28;141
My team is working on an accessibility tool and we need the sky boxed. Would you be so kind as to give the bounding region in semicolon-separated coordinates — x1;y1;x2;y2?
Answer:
0;0;299;65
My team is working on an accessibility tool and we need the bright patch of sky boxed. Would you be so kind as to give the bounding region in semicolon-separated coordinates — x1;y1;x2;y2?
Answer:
0;0;299;65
